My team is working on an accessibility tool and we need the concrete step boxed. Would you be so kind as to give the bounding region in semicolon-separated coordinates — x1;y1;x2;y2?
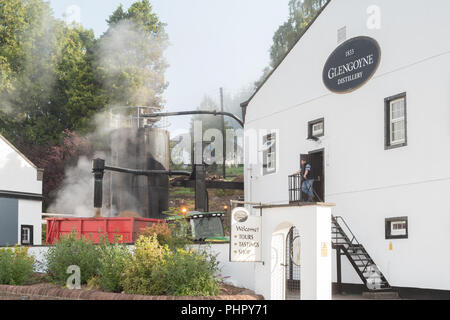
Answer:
362;291;399;300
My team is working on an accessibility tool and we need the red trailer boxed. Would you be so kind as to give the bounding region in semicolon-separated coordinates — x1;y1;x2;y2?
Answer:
46;217;164;244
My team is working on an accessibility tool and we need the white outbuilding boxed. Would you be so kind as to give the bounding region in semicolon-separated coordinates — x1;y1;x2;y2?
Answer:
241;0;450;298
0;134;43;246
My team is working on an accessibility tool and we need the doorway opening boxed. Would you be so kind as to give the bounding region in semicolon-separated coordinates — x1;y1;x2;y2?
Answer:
285;226;301;300
300;150;325;202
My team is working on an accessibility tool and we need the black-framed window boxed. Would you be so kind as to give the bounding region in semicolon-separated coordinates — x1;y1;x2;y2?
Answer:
21;225;34;245
385;93;407;149
385;217;408;239
308;118;324;139
262;132;276;175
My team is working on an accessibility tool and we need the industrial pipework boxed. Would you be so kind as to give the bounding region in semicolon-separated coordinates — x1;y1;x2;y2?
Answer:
138;110;244;128
92;158;192;217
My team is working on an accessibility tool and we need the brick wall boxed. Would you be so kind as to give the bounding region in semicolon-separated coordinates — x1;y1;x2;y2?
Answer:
0;284;264;300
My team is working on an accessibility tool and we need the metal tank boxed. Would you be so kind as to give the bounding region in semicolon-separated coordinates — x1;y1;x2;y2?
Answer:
107;127;170;219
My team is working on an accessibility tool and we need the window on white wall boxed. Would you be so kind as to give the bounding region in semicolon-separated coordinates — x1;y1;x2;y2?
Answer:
308;118;325;139
385;93;407;149
385;217;408;239
262;133;276;175
21;225;33;245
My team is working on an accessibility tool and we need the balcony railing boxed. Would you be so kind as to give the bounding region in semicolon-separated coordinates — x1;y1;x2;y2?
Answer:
288;174;303;203
288;174;322;203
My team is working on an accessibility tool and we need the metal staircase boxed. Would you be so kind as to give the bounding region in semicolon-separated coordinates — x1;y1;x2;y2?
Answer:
332;216;393;291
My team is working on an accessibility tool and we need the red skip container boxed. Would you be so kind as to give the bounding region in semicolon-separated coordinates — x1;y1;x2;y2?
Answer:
46;217;164;244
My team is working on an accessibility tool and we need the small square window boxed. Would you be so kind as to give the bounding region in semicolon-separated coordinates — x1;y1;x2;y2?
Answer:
308;118;325;139
385;217;408;239
21;225;33;245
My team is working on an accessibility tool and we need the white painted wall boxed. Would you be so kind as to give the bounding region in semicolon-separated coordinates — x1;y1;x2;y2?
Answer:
0;135;42;194
0;135;43;245
244;0;450;290
18;200;43;246
191;243;256;290
253;205;332;300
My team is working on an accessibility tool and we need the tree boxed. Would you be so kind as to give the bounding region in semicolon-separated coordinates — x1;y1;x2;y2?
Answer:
0;0;169;207
98;0;168;110
17;130;93;209
54;27;106;134
255;0;328;88
0;0;104;145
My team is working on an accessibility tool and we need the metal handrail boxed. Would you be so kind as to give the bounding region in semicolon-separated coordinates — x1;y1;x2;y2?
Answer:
333;216;373;274
288;174;322;203
333;216;360;246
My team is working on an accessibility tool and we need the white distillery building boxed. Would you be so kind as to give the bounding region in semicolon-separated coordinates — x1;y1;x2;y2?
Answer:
241;0;450;297
0;135;43;246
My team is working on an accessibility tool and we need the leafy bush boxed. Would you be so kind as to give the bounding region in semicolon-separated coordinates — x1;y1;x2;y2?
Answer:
152;248;221;296
45;233;100;285
140;222;191;250
121;235;221;296
121;235;169;295
0;246;35;285
96;242;131;293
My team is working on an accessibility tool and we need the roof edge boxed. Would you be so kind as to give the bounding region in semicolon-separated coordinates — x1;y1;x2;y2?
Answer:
242;0;332;110
0;134;40;170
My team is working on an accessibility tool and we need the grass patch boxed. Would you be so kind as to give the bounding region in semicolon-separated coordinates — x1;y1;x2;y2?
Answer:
170;187;195;197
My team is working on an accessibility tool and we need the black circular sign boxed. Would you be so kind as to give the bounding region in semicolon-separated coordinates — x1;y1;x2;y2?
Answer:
323;36;381;93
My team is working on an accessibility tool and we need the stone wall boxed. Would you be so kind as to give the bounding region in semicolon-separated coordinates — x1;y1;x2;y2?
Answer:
0;284;263;300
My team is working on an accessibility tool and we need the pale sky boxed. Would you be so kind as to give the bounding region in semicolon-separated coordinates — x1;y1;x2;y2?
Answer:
49;0;290;132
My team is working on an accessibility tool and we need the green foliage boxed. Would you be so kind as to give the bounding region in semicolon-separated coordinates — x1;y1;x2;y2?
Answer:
270;0;328;68
0;0;105;145
45;232;100;286
255;0;328;87
121;235;169;295
0;0;169;207
0;246;35;285
139;222;191;251
121;235;220;296
151;248;221;296
170;187;195;197
41;223;47;243
107;0;164;34
96;242;132;293
99;0;168;109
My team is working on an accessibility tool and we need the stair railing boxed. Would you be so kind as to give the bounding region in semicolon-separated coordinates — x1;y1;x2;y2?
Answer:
333;216;373;274
333;216;361;247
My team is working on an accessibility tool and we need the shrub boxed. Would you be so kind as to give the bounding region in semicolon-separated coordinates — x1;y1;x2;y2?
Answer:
139;222;191;250
139;223;171;246
152;248;221;296
96;242;131;293
45;233;100;286
0;246;35;285
121;235;169;295
121;235;221;296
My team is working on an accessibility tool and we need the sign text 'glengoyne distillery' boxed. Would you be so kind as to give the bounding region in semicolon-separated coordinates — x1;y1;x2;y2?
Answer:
323;36;381;93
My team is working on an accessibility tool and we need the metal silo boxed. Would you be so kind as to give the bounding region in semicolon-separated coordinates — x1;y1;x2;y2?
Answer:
108;127;170;219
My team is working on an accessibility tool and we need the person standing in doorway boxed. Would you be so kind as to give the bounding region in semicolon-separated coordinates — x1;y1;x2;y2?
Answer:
295;159;314;202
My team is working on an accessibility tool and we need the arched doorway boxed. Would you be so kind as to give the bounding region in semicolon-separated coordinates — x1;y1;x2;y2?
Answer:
285;227;301;300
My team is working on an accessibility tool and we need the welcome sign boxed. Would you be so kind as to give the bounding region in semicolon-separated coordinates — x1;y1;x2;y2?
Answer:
230;207;262;262
323;36;381;93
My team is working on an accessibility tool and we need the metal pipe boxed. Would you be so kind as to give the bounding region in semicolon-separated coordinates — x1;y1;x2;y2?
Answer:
104;165;191;177
93;158;105;210
138;110;244;127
